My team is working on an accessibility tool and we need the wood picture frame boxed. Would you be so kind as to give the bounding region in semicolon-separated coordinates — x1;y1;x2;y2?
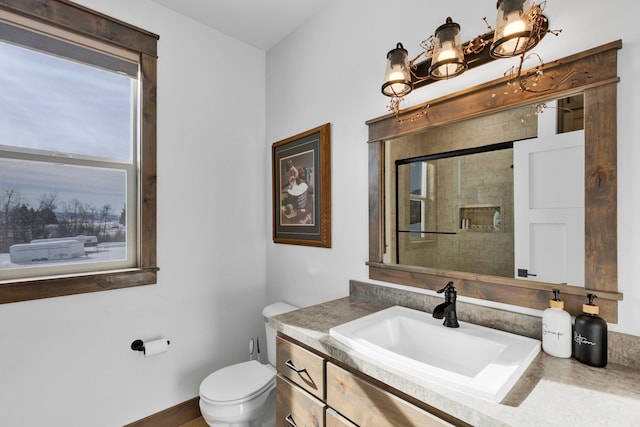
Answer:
272;123;331;247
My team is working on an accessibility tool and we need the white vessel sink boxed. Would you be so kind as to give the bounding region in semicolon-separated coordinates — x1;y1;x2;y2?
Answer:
329;305;540;402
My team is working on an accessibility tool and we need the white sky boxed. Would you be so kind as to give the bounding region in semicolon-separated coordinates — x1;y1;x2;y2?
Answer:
0;40;133;210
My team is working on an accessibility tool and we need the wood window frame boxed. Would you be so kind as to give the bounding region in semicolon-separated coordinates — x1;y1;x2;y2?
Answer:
0;0;159;304
367;41;623;323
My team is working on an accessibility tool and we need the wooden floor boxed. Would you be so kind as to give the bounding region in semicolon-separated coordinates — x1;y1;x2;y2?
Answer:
179;417;208;427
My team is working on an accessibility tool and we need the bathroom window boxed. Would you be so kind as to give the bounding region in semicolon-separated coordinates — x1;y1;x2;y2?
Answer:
408;161;436;240
0;2;158;303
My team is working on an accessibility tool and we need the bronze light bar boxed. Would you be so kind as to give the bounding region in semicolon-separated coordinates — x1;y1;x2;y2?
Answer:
411;17;548;91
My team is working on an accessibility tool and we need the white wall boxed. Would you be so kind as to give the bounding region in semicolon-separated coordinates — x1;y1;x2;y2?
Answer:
0;1;268;426
266;0;640;337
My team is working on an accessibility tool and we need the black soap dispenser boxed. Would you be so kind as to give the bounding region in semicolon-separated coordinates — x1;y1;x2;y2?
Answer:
573;294;608;367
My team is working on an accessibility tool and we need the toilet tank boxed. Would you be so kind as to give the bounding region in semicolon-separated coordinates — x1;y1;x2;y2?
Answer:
262;302;298;366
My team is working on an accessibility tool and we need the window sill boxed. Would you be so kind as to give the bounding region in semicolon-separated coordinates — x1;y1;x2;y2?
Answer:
0;267;159;304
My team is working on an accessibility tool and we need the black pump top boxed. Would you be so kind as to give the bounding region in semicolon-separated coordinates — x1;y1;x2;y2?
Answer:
437;281;456;294
549;288;565;309
582;293;600;315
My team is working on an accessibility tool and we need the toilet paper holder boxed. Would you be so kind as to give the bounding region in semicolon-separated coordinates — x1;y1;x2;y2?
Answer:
131;339;170;353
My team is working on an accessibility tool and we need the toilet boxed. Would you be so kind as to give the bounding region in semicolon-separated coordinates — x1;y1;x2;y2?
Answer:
199;302;298;427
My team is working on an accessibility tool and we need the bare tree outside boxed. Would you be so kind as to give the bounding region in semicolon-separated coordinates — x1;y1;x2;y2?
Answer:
101;204;112;236
0;187;125;254
0;187;22;252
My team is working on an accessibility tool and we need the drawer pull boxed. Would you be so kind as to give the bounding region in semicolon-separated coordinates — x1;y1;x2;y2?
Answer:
285;414;297;427
285;413;316;427
285;359;307;374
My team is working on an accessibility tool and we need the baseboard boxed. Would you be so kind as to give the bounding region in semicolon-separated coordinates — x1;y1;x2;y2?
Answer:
123;397;201;427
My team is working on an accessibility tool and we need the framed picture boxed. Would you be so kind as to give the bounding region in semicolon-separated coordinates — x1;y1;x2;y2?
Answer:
272;123;331;247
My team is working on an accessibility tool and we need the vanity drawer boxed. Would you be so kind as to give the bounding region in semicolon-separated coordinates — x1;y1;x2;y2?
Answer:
277;335;325;399
326;408;357;427
276;374;326;427
326;363;455;427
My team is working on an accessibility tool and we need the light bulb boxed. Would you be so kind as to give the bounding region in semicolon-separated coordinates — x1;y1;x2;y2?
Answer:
436;41;455;62
498;11;530;54
388;67;406;81
504;12;527;36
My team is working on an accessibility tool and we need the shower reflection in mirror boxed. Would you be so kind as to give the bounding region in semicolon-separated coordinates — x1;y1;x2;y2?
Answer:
388;95;585;285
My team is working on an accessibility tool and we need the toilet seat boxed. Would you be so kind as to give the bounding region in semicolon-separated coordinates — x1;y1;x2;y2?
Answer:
200;360;275;405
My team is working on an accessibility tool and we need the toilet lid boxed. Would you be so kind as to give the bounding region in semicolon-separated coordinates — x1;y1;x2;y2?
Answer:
200;360;275;403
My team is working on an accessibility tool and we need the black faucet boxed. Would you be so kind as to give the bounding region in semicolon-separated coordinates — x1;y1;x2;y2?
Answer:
433;282;460;328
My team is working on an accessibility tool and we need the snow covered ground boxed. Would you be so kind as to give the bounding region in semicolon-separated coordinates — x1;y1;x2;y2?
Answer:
0;243;126;270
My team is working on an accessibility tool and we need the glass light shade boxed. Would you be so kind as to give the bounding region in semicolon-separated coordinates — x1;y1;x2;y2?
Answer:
490;0;540;58
382;42;413;97
429;17;467;80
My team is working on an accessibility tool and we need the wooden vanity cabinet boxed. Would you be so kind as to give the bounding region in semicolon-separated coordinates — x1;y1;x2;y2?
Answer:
276;334;463;427
276;375;325;427
325;408;357;427
326;362;456;427
276;335;325;399
276;335;326;426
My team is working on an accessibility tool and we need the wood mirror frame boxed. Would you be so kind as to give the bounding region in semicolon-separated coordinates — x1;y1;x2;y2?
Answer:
367;41;623;323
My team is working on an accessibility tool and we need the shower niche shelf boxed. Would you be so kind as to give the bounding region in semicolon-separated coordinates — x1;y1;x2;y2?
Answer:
459;205;502;232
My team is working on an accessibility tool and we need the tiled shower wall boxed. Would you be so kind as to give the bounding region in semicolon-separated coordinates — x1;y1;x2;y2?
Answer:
389;104;537;276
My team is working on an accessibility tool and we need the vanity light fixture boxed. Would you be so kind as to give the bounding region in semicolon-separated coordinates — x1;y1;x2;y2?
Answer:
429;17;467;80
382;42;413;97
381;0;557;117
490;0;542;58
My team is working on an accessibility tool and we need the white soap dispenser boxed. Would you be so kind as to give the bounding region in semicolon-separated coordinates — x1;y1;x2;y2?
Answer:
542;289;572;358
493;209;501;230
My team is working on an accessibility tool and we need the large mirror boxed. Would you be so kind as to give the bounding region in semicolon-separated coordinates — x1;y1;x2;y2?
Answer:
367;41;623;322
387;96;585;286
